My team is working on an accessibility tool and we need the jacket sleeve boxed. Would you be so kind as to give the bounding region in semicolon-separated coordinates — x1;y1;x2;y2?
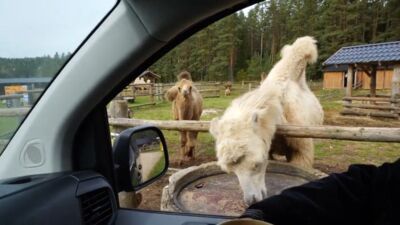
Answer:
241;159;400;225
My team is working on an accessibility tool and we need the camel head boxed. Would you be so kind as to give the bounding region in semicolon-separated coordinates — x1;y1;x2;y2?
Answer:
176;71;193;98
177;79;193;98
209;102;281;205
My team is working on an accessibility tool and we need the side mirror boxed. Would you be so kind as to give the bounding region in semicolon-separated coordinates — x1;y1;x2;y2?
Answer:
113;125;168;192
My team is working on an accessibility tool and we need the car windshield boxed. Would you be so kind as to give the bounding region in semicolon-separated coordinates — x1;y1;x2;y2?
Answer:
0;0;116;154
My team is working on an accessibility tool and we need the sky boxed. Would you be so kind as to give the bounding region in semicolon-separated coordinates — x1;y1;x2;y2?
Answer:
0;1;255;58
241;4;254;16
0;0;116;58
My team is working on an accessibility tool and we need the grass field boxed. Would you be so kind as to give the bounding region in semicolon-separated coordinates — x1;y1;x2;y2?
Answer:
0;120;20;153
0;102;21;153
126;85;400;173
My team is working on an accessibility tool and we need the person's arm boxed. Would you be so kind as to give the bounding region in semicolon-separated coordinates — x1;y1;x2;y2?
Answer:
241;160;400;225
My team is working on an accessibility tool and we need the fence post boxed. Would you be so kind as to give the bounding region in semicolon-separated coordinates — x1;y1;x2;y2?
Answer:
215;83;220;97
108;99;142;208
109;99;129;133
248;83;252;92
149;83;154;103
344;65;353;107
392;65;400;117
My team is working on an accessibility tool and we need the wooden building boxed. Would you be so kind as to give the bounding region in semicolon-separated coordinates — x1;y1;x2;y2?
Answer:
133;70;160;84
323;41;400;119
323;65;393;90
0;77;50;95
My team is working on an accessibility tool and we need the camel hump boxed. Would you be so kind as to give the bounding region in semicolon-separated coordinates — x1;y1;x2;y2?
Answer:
178;71;192;81
281;36;318;64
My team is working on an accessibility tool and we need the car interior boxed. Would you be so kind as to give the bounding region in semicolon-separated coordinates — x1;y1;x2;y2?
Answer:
0;1;261;225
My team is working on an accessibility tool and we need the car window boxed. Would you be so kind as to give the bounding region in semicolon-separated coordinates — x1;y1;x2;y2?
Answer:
0;0;117;154
108;1;400;217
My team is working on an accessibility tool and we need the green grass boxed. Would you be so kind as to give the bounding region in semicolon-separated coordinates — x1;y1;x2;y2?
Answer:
315;139;400;171
0;117;19;137
148;157;167;179
120;85;400;173
0;116;20;154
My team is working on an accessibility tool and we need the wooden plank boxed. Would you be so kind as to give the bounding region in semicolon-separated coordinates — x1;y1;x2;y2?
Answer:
344;104;400;111
17;89;43;94
343;96;399;103
199;89;220;92
0;108;30;116
130;102;156;108
323;72;343;89
108;118;400;142
0;94;24;100
384;70;393;89
341;108;398;119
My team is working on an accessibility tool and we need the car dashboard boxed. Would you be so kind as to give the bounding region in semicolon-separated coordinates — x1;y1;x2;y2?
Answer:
0;171;226;225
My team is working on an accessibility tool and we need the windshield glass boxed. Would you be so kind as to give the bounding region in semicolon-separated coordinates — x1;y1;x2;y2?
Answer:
0;0;116;154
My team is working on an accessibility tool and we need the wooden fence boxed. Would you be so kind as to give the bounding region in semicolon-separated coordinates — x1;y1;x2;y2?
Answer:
117;82;224;103
0;107;30;117
342;96;400;119
116;81;266;103
108;118;400;143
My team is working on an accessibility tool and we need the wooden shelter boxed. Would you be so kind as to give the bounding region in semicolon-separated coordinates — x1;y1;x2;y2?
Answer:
116;70;161;102
323;41;400;119
134;70;160;84
323;65;393;89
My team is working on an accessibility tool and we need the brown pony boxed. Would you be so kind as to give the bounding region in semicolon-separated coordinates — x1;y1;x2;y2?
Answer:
165;71;203;162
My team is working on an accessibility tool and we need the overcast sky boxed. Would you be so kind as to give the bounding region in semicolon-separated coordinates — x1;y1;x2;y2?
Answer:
0;1;255;58
0;0;116;58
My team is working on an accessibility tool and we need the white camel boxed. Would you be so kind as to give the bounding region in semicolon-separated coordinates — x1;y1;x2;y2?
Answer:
209;36;323;205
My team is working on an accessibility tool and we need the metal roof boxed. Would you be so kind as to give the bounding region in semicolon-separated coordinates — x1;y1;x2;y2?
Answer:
323;41;400;65
0;77;51;84
138;70;160;79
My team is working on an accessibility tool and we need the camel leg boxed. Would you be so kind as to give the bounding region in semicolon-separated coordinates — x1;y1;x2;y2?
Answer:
285;138;314;169
179;131;188;164
186;131;198;160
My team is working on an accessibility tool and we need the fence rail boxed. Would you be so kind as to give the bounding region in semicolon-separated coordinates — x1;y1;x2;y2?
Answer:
108;118;400;142
0;107;30;117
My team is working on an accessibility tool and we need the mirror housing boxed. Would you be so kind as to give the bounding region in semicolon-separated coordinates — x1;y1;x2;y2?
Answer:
113;125;169;192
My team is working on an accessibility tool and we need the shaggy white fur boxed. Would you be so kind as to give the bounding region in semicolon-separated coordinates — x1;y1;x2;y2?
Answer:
209;36;323;205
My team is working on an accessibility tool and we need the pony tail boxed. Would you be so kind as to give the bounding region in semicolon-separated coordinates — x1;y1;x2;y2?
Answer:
178;71;192;80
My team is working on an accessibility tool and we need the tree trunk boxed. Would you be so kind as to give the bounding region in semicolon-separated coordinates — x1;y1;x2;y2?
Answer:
260;32;264;60
229;47;235;82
